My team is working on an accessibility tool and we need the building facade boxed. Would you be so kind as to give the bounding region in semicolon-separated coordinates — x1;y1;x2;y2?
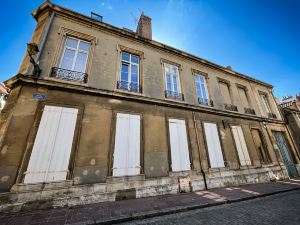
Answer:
279;95;300;155
0;2;299;211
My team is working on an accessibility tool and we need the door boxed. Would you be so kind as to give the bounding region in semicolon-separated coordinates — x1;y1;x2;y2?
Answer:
113;113;141;176
251;129;270;164
204;123;225;168
24;105;78;184
273;131;298;177
231;125;252;166
169;119;191;172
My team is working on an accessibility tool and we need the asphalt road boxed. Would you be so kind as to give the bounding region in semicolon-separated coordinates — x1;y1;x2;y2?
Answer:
120;190;300;225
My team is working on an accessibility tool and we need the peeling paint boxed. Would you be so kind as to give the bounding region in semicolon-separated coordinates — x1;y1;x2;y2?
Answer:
82;170;88;176
90;159;96;165
1;145;8;155
220;131;226;139
95;170;100;175
1;176;9;182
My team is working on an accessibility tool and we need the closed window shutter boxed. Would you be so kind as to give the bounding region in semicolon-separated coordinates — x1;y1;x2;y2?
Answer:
24;106;78;184
232;126;251;166
169;119;191;172
204;123;225;168
113;113;140;176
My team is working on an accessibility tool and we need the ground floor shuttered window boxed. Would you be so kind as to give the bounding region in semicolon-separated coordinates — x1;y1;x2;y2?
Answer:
231;125;252;166
203;123;225;168
113;113;141;176
168;119;191;172
24;106;78;184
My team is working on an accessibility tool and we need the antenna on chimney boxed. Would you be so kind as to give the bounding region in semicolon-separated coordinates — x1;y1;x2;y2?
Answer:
130;12;138;26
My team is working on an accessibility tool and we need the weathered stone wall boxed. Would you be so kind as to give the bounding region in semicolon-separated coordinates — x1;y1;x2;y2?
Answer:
0;85;292;192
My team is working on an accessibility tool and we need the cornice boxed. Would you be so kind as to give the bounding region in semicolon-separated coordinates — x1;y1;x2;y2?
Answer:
5;74;283;125
31;1;273;89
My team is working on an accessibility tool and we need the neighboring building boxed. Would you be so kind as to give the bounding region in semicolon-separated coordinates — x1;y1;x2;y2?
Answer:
0;1;299;211
279;95;300;155
0;83;9;112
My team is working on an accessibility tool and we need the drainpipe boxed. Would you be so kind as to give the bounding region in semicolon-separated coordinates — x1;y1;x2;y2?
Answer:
192;111;208;190
35;11;55;63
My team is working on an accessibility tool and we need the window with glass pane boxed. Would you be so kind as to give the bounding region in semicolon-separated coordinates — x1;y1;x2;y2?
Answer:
119;52;140;92
164;63;182;99
60;37;90;73
195;74;209;105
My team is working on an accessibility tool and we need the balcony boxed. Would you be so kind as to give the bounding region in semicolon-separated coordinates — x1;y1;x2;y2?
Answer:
268;112;277;119
244;107;256;115
117;81;141;93
224;104;238;112
198;98;214;107
50;67;87;83
165;90;184;101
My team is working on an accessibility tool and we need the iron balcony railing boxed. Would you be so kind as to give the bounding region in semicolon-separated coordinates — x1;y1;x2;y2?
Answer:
51;67;88;83
224;103;238;112
117;81;141;93
244;107;256;115
268;112;277;119
198;97;214;107
165;90;184;101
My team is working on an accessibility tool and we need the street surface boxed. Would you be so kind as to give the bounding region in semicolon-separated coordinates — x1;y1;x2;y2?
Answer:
121;190;300;225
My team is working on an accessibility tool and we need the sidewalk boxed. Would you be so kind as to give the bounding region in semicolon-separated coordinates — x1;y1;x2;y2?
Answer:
1;179;300;225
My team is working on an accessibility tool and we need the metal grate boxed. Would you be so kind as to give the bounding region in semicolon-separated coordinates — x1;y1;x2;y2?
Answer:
165;90;184;101
224;103;238;112
244;107;256;115
117;80;141;93
51;67;88;83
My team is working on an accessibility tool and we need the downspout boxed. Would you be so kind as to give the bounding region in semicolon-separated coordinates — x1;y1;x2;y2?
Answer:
36;11;55;63
192;111;208;190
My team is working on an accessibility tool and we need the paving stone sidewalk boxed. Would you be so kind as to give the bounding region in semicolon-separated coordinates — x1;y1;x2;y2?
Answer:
1;179;300;225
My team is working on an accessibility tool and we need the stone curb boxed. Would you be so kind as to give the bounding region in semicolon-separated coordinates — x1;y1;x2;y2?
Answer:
68;186;300;225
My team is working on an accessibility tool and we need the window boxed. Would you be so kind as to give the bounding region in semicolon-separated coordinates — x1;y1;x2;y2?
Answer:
164;63;183;100
168;119;191;171
231;126;252;166
113;113;141;176
195;74;210;106
238;87;249;108
118;52;140;93
24;106;78;183
260;94;272;113
251;129;271;164
204;123;225;168
60;37;91;73
219;82;231;104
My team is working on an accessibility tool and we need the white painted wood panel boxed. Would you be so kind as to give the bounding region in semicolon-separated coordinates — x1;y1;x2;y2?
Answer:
231;125;251;166
113;113;141;176
169;119;191;172
24;106;78;183
204;123;225;168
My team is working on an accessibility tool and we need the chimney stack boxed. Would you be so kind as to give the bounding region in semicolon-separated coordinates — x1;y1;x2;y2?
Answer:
136;12;152;40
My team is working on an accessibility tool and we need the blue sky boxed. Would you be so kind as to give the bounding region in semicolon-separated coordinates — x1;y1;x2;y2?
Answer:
0;0;299;98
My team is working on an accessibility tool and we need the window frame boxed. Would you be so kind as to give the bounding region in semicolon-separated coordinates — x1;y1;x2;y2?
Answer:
194;73;209;103
59;37;91;73
119;51;140;91
163;63;182;94
260;93;272;114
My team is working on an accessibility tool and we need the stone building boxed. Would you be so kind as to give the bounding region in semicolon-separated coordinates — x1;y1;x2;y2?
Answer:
0;1;299;211
279;95;300;155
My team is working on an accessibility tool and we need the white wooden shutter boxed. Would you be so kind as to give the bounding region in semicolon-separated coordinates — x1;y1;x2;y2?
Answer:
113;113;140;176
169;119;191;172
231;125;251;166
24;106;78;184
204;123;225;168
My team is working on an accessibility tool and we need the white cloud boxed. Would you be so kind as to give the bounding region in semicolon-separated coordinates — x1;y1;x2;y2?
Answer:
100;1;113;10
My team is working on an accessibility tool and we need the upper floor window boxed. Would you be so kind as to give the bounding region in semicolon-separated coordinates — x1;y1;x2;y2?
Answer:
164;63;183;100
51;37;91;83
195;74;212;106
118;52;140;93
60;37;91;73
237;86;255;115
219;80;237;111
260;93;276;118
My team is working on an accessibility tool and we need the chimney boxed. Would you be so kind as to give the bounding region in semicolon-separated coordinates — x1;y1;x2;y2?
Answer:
136;12;152;40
